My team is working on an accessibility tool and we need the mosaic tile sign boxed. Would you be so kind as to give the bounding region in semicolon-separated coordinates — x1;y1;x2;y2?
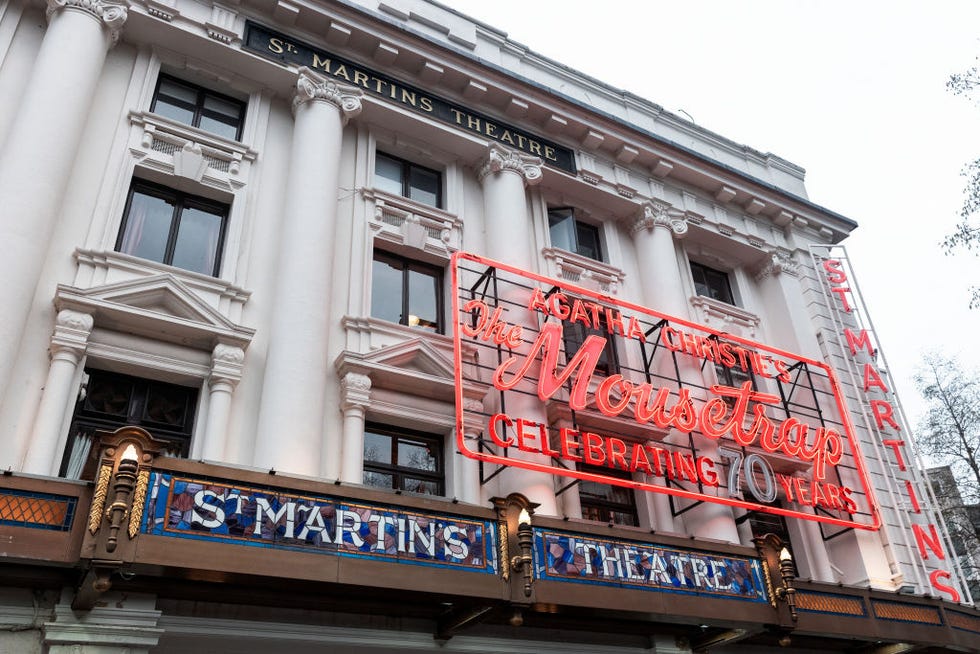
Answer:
536;529;767;602
142;472;497;575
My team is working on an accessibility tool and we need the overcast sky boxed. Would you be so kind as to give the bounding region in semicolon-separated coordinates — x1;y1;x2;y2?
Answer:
448;0;980;428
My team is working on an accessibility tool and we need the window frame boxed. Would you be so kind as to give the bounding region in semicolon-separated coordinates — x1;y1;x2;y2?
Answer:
370;249;445;334
690;260;736;305
374;151;443;208
548;207;604;262
362;423;445;496
578;464;639;526
115;179;230;277
150;73;247;141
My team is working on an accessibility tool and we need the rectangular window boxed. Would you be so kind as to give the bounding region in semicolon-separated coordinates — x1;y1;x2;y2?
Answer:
362;424;444;495
60;370;198;479
151;74;246;141
548;208;603;261
374;152;442;208
690;261;735;305
579;464;638;526
116;181;228;276
371;250;444;333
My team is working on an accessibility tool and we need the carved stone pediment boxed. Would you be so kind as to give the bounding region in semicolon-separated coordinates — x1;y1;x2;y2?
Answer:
55;274;254;351
335;337;482;403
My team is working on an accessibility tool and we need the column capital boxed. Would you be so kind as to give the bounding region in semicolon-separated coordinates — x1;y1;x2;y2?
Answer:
51;309;93;361
630;200;688;238
46;0;128;47
210;343;245;386
340;371;371;412
477;144;543;186
292;67;363;123
755;251;800;281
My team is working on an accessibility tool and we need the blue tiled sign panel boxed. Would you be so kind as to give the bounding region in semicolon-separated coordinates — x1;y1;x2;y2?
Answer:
142;472;497;575
536;528;767;602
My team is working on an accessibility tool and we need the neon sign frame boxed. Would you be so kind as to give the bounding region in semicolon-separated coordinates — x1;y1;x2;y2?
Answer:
451;251;881;531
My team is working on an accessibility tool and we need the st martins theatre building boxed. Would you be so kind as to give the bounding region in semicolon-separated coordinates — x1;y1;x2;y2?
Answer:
0;0;978;651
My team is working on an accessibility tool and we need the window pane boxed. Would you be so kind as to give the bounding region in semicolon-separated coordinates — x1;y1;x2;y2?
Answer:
198;115;239;140
119;191;174;264
363;470;394;489
401;477;439;495
364;431;392;464
548;209;576;252
203;94;242;120
398;438;438;472
407;267;439;332
171;205;223;275
153;79;197;125
575;221;602;260
691;262;734;304
158;79;198;105
85;376;133;417
374;154;404;196
371;256;404;325
408;166;440;207
144;383;189;427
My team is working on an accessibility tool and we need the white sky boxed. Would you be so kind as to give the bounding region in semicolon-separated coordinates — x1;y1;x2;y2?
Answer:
448;0;980;427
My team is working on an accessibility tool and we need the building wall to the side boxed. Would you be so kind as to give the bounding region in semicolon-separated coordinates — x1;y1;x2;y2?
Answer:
0;0;966;629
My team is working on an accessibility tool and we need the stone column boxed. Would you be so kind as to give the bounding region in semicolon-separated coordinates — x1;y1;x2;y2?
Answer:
755;253;835;579
628;202;689;533
23;310;94;475
629;200;690;317
754;251;821;358
199;344;245;461
457;399;485;505
252;69;361;475
630;202;740;542
476;145;558;515
338;372;371;483
0;0;125;407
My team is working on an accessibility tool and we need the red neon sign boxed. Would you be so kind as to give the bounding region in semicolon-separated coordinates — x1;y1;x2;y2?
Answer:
452;252;880;531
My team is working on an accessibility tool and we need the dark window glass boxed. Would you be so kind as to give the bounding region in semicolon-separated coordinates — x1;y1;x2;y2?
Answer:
362;425;444;495
151;74;246;141
371;251;443;333
60;370;198;479
117;181;228;276
548;208;603;261
690;261;735;305
579;464;638;526
374;152;442;208
562;309;618;376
